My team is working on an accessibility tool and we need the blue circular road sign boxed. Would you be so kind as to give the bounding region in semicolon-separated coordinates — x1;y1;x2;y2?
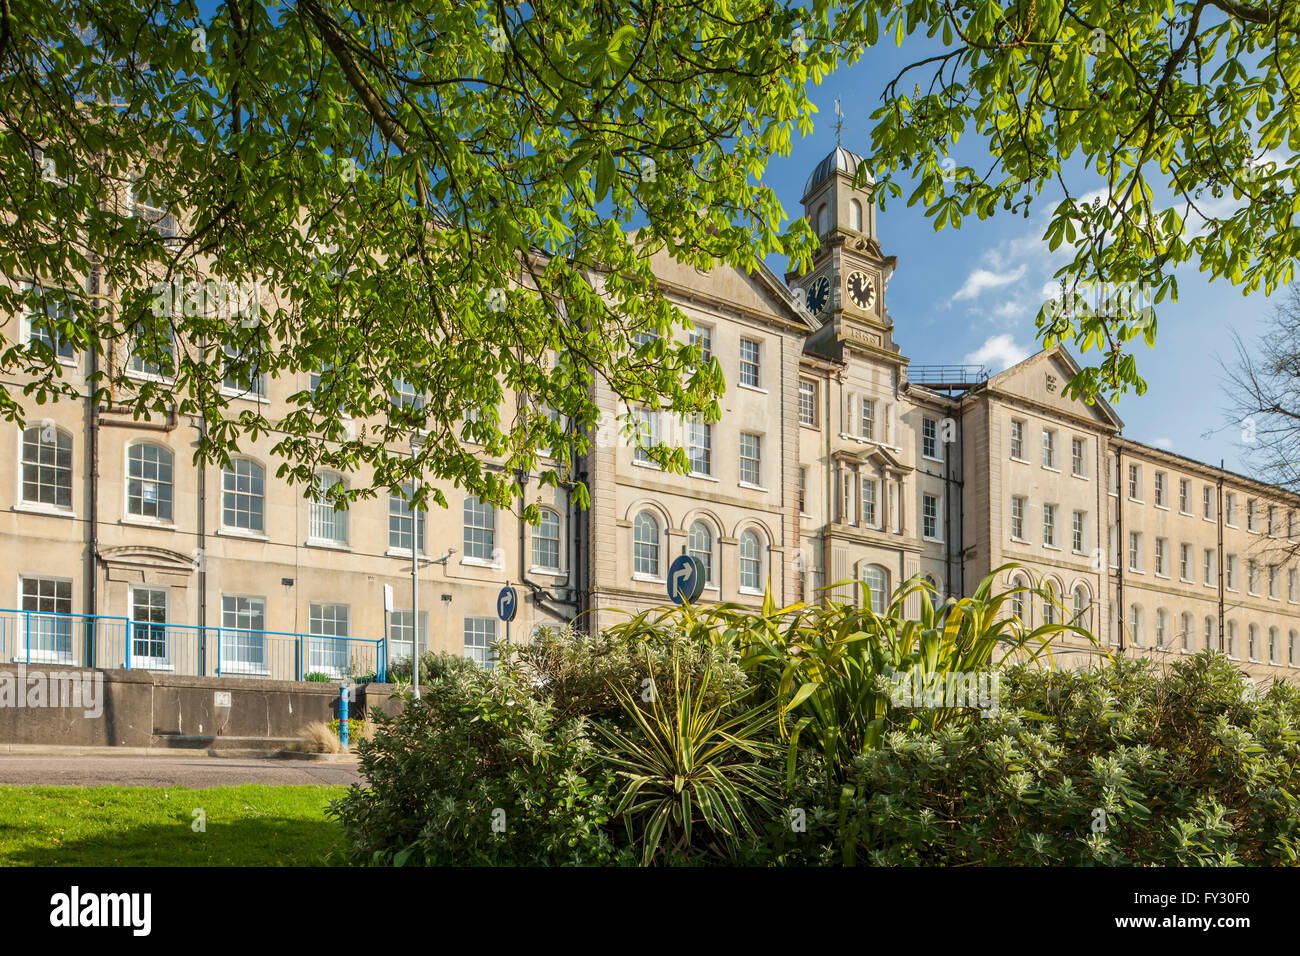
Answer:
667;554;707;605
497;585;519;622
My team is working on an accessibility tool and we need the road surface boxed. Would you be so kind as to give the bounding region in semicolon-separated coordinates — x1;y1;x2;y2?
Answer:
0;755;362;788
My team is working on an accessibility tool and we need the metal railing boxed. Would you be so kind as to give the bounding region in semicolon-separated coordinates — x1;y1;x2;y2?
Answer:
906;365;990;389
0;609;386;682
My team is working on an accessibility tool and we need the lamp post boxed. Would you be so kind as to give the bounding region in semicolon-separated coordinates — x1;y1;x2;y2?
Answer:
410;431;424;698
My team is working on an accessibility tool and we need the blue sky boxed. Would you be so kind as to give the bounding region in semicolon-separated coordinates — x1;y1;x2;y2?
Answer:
759;52;1276;479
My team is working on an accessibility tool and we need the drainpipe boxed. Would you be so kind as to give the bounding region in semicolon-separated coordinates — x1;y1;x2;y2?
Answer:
1218;466;1225;650
197;414;207;673
823;368;837;604
1116;445;1125;653
943;405;953;599
86;265;101;667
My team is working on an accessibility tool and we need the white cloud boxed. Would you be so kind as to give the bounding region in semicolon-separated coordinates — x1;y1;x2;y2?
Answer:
1149;437;1174;450
963;334;1031;372
992;300;1027;320
950;265;1027;303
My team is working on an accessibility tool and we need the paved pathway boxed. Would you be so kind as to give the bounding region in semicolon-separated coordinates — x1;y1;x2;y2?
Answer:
0;755;362;788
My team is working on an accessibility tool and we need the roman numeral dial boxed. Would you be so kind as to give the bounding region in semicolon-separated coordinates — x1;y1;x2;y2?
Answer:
804;274;830;316
847;271;876;310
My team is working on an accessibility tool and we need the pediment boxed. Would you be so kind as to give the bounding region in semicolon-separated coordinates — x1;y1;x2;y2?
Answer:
986;346;1123;431
643;247;817;332
834;442;911;473
99;545;197;575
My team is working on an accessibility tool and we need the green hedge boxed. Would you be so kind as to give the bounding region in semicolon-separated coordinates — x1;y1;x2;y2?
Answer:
328;573;1300;866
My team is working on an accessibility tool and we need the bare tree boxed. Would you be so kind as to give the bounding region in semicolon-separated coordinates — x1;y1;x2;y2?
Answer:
1225;284;1300;567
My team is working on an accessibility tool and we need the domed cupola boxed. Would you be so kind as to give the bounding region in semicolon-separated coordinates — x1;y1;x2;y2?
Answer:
803;146;872;199
801;145;877;243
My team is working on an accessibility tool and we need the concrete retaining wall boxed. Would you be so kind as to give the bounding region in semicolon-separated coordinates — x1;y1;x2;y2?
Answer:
0;664;400;749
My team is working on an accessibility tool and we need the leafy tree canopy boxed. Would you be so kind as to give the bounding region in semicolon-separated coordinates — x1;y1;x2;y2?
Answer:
1;0;1295;512
863;0;1299;400
0;0;830;511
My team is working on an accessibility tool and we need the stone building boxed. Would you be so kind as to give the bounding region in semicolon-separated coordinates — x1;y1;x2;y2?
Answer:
3;147;1297;686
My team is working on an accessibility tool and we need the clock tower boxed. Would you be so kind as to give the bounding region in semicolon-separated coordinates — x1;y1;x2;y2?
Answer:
788;146;902;364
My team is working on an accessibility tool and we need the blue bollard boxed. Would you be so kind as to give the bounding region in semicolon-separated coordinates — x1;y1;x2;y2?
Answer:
339;684;349;750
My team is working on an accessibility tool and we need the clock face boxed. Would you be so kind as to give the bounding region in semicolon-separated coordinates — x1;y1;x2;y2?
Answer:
805;274;831;315
847;271;875;309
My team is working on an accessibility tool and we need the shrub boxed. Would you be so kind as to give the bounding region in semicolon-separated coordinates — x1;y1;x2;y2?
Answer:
330;574;1299;867
384;650;478;685
603;565;1082;788
508;623;749;723
329;718;372;744
835;654;1300;865
598;650;783;865
332;626;761;866
330;660;631;866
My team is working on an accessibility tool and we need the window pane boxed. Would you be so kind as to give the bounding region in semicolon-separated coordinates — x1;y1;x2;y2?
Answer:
22;427;72;509
222;459;265;531
127;443;174;520
739;530;761;590
463;496;496;560
221;595;266;669
532;509;561;569
389;485;425;552
464;617;497;669
634;512;660;576
688;522;713;584
309;472;347;543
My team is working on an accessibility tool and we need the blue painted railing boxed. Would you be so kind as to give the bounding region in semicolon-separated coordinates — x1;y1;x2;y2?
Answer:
0;609;386;682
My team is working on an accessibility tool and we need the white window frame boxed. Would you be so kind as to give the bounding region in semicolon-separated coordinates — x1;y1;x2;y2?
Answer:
16;575;74;664
739;432;763;488
221;458;266;534
219;594;269;676
308;472;348;547
738;338;762;389
129;584;172;670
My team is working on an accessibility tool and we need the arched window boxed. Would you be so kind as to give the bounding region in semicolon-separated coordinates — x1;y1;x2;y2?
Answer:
849;199;863;232
1042;580;1058;626
1155;608;1168;648
1290;630;1298;666
126;443;174;521
532;509;561;570
816;204;829;234
308;472;346;544
221;458;264;532
1226;620;1238;658
21;425;72;510
864;565;889;614
1204;616;1215;652
1248;623;1258;661
688;521;713;584
739;529;763;591
1129;604;1143;647
1181;612;1193;652
633;512;660;577
1072;584;1092;630
1269;626;1279;663
1009;573;1029;625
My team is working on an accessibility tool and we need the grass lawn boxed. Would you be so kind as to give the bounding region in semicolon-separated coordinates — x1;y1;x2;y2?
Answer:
0;785;350;866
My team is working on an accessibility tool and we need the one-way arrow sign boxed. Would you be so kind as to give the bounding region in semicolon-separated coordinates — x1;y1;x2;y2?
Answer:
667;554;706;605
